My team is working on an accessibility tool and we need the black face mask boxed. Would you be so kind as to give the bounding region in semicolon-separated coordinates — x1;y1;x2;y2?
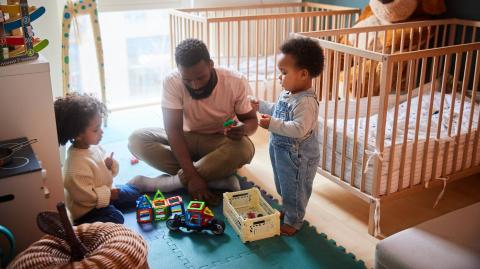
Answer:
184;69;218;100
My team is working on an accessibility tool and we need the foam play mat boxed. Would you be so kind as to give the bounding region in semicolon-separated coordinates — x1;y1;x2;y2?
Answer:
121;178;366;269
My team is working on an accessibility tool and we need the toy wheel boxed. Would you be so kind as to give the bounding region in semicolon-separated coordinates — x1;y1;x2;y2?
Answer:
210;219;225;235
166;219;179;231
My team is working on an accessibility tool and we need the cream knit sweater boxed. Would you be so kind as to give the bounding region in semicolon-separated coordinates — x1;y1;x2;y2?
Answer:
63;145;119;220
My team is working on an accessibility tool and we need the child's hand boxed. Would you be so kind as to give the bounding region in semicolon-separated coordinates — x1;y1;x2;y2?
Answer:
248;95;259;112
105;152;114;170
259;114;271;129
110;188;120;201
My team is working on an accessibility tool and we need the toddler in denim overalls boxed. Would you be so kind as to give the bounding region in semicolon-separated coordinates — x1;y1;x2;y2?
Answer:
251;37;324;235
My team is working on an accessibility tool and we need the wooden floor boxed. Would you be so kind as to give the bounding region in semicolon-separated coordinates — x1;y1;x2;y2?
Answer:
239;127;480;268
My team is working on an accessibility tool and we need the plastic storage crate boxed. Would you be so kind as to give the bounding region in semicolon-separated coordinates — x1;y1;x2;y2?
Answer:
223;188;280;243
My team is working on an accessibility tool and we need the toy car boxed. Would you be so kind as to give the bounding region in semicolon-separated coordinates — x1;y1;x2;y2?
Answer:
166;200;225;235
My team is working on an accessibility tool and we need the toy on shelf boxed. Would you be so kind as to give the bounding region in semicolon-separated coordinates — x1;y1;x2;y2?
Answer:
166;200;225;235
135;194;153;223
223;188;280;243
0;0;48;66
152;190;169;221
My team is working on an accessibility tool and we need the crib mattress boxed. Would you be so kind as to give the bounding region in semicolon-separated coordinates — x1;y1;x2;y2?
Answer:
318;91;480;195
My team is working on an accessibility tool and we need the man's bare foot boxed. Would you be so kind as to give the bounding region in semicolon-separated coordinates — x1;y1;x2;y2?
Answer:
280;223;298;236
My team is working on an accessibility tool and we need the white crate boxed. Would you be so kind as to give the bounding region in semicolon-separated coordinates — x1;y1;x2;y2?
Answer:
223;187;280;243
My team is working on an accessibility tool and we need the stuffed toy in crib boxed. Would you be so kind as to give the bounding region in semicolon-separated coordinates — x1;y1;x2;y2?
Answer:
338;0;447;98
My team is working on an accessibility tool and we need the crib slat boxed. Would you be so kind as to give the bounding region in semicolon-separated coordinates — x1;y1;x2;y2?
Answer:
463;50;478;168
373;58;393;196
237;20;241;71
246;20;250;82
321;49;332;169
341;53;351;181
264;19;269;100
426;26;431;49
227;21;231;67
420;55;439;184
255;19;260;97
273;18;278;101
216;22;220;66
360;55;377;193
454;50;473;171
382;30;387;54
331;51;341;175
431;54;451;180
386;60;405;194
170;14;174;66
409;57;428;188
399;59;416;190
350;55;362;186
442;52;461;176
471;51;480;166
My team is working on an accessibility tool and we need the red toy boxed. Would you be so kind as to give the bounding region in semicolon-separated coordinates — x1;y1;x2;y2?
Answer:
130;157;139;165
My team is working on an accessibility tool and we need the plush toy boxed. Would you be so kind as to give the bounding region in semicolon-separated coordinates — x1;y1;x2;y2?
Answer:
339;0;447;98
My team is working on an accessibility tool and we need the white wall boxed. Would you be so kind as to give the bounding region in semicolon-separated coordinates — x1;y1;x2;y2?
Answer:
28;0;64;98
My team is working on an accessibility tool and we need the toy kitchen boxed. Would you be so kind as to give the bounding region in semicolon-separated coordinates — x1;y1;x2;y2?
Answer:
0;137;51;253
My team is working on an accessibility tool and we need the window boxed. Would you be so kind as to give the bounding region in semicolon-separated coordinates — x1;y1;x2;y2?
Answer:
100;9;171;109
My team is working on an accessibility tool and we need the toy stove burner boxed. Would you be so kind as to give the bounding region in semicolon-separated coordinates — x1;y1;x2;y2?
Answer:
0;142;31;170
1;157;30;170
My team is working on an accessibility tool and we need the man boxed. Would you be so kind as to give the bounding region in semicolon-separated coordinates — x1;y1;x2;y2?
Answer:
128;39;257;205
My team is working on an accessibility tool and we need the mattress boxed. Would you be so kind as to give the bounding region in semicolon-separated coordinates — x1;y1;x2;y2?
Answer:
318;91;480;195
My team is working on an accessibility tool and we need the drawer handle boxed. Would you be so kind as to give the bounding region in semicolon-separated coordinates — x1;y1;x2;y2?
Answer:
0;194;15;204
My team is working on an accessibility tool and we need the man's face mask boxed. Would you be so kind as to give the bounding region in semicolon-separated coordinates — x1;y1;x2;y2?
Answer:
184;69;218;100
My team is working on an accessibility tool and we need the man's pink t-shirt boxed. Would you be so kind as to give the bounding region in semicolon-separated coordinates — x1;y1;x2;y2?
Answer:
161;67;253;134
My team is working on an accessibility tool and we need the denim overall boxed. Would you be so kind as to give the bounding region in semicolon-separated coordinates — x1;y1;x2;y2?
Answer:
269;90;320;229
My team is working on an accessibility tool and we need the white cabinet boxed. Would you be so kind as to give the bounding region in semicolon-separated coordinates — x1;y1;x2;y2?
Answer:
0;55;64;211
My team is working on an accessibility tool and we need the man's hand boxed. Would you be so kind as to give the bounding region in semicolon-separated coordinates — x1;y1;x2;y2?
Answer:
224;121;245;140
110;188;120;202
259;114;271;129
105;152;114;170
187;175;216;203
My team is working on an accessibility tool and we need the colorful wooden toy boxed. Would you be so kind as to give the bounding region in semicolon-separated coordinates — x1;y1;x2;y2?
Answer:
0;0;48;66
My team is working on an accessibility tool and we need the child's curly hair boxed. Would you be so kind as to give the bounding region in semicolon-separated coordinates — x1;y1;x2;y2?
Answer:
280;37;324;77
54;92;108;145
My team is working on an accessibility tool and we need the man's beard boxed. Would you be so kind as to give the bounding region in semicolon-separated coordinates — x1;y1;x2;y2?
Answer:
185;69;218;100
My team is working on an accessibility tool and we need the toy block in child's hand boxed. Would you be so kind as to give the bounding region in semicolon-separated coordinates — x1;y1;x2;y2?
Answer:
223;119;236;128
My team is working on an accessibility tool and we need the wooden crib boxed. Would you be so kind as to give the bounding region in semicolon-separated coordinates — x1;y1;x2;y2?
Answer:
296;19;480;236
169;2;360;102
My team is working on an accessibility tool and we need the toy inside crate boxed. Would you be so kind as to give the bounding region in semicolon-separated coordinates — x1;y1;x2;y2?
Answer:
223;187;280;243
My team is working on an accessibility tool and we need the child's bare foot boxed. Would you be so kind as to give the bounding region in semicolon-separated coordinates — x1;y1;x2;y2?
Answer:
280;223;298;236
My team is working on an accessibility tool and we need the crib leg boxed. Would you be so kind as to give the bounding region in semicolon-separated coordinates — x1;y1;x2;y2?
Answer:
368;202;376;236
